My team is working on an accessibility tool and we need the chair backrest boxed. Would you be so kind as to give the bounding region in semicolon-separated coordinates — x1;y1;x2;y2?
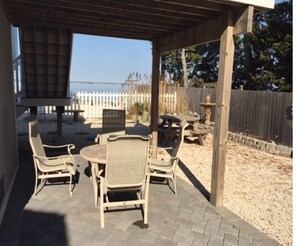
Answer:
28;120;46;157
171;120;189;158
102;109;126;134
106;135;150;189
99;131;125;145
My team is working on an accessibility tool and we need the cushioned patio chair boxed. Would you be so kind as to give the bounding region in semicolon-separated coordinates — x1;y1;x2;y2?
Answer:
98;135;151;228
148;120;189;195
28;120;77;196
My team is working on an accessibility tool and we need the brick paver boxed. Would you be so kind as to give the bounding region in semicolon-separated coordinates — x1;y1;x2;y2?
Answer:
0;132;280;246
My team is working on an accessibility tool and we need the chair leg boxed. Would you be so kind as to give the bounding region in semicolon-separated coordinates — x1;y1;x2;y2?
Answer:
100;182;105;228
34;177;38;196
69;175;73;196
91;164;98;206
35;178;47;196
173;175;177;195
94;186;98;207
88;161;92;179
167;176;177;195
34;164;39;196
144;175;150;224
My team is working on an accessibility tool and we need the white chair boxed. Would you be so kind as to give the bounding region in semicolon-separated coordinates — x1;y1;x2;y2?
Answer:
98;135;151;228
95;109;126;144
148;120;189;194
28;120;77;196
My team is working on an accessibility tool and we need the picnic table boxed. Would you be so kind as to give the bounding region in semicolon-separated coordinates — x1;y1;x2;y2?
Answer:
159;114;199;126
52;109;84;122
51;108;85;137
158;114;210;146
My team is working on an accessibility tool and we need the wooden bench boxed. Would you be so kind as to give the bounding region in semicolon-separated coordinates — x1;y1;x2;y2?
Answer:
52;109;84;122
189;128;211;146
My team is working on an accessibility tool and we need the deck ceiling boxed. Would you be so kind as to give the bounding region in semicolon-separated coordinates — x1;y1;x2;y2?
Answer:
1;0;272;52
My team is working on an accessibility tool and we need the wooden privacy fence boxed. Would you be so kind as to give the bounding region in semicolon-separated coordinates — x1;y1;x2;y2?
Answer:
41;91;176;118
229;90;292;147
183;88;292;147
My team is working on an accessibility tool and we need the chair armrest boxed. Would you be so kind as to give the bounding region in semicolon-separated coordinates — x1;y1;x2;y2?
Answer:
149;145;172;152
33;154;76;175
150;156;178;162
43;144;74;149
43;144;75;154
33;154;73;161
148;156;179;170
94;134;100;144
149;145;172;157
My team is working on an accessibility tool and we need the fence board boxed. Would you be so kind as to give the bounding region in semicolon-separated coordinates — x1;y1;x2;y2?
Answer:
184;88;292;147
37;88;292;146
41;91;176;119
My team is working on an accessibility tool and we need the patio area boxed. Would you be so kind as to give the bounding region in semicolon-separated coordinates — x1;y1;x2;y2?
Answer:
0;114;279;246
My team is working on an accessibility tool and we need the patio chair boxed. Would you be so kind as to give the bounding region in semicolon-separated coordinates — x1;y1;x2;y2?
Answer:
98;135;151;228
95;109;126;144
148;120;189;195
95;131;125;145
28;120;77;196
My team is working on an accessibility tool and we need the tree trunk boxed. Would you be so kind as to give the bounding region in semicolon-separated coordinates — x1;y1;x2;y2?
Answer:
243;34;252;89
181;48;188;88
160;54;166;82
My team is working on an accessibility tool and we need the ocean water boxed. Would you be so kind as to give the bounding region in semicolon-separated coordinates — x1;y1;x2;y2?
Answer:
70;82;126;93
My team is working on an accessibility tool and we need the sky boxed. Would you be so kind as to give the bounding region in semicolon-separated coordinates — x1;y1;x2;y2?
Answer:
70;34;152;84
70;0;286;87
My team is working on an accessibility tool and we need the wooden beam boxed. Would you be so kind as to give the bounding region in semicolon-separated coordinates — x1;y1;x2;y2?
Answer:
56;29;61;97
225;0;274;9
158;0;225;12
10;9;173;34
210;13;235;207
150;40;161;150
56;106;64;137
159;6;254;53
14;19;155;41
7;0;207;24
159;12;227;53
233;6;254;35
209;8;254;207
66;31;73;97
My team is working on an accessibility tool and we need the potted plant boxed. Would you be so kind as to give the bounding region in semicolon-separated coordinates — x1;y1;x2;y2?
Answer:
142;102;149;122
128;102;143;122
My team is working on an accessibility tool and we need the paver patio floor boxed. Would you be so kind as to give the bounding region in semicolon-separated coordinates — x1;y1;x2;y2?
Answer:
0;116;280;246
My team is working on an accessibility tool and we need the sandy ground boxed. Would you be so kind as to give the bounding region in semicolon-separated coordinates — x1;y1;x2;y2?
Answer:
17;115;292;246
177;134;292;246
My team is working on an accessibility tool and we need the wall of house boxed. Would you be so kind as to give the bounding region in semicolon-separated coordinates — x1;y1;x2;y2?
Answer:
0;8;19;224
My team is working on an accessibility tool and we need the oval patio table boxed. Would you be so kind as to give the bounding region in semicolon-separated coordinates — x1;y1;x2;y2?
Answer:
80;144;107;206
80;144;107;164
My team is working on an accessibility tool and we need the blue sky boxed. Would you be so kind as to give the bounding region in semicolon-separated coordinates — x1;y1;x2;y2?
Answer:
70;34;152;84
70;1;285;86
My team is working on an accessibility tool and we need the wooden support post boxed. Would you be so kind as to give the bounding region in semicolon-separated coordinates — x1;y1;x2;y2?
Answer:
150;40;161;150
210;15;235;207
30;106;37;117
56;106;64;137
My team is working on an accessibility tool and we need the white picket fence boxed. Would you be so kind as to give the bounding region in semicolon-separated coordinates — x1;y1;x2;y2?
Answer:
40;91;176;118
